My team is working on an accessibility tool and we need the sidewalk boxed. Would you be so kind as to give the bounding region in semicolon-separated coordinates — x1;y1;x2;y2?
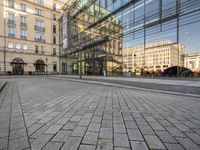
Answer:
1;77;200;149
50;75;200;95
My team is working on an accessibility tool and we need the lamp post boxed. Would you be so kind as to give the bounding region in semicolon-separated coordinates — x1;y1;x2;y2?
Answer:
4;18;6;75
80;51;82;79
134;54;136;76
45;57;48;76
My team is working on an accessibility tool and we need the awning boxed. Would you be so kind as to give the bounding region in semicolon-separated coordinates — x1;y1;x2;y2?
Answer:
34;63;47;66
10;62;27;65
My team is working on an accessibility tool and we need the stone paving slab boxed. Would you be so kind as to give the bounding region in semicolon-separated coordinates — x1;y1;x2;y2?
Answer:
0;77;200;150
0;82;30;150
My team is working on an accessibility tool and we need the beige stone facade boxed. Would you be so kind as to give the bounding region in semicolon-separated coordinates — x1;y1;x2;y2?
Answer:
184;52;200;72
123;40;185;74
0;0;65;75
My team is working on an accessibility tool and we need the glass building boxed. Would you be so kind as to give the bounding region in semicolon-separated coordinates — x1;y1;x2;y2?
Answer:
62;0;200;77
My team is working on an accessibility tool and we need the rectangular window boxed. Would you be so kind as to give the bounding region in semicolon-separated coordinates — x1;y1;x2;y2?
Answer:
23;45;28;50
20;29;27;39
35;33;44;42
35;9;43;16
20;16;27;26
35;45;38;53
7;0;15;8
8;42;13;49
53;3;56;10
8;27;15;37
53;48;56;55
53;25;56;33
53;14;56;21
53;63;57;72
35;0;44;4
35;20;45;31
8;13;15;24
53;36;56;44
41;46;44;53
35;20;44;27
191;61;196;68
20;3;26;12
16;43;21;49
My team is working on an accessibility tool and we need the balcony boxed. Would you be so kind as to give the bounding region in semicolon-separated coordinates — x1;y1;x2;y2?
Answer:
8;19;15;25
34;25;45;32
20;36;27;40
35;38;45;43
20;22;27;27
8;33;15;38
35;0;44;5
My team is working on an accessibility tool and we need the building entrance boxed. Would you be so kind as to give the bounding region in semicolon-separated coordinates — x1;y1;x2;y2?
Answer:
11;58;25;75
35;59;45;75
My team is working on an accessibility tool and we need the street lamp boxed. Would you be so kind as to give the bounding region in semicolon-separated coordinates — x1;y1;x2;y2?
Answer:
79;51;82;79
45;57;48;76
134;54;136;76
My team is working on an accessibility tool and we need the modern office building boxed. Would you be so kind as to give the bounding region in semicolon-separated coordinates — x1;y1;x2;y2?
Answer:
62;0;123;76
0;0;66;75
63;0;200;76
184;52;200;72
123;39;185;74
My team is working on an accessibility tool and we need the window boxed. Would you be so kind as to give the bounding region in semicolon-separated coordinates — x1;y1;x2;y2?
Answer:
53;48;56;55
53;14;56;21
35;20;44;27
53;25;56;33
41;46;44;53
35;33;44;42
53;3;56;10
8;13;15;24
191;61;195;68
16;43;21;49
35;0;43;4
20;29;27;39
35;20;45;31
53;36;56;44
35;45;38;53
20;3;26;12
23;45;28;50
53;63;57;72
35;9;43;16
7;0;15;8
20;16;27;25
8;27;15;37
8;42;13;49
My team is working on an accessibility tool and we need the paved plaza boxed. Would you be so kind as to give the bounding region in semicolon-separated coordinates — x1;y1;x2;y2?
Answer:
0;77;200;150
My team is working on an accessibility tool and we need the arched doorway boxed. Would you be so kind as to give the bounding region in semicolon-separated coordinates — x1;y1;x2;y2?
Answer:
11;58;25;75
34;59;45;75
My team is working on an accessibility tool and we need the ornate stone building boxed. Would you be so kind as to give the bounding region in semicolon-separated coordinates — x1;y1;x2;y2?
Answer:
123;40;185;74
0;0;66;75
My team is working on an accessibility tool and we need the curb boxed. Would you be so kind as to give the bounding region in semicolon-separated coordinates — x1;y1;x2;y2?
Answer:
48;77;200;98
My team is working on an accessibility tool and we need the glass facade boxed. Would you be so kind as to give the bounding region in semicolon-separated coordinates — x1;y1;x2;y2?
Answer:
63;0;200;77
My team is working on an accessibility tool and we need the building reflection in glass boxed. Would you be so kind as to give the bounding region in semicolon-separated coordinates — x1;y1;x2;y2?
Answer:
63;0;123;76
63;0;200;77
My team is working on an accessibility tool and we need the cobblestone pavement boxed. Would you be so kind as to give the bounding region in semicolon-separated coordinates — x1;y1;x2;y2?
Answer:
0;77;200;150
